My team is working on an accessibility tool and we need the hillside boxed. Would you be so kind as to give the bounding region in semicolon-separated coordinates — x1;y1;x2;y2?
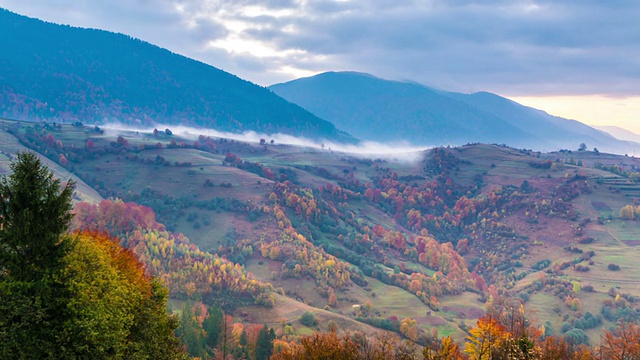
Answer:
270;72;637;153
6;117;640;348
0;119;103;204
0;9;351;142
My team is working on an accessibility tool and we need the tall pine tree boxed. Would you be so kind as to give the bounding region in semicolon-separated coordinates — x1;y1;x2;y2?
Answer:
0;152;75;358
0;152;75;280
204;302;224;353
255;324;275;360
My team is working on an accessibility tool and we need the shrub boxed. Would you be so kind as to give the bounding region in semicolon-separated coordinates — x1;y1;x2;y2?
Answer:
608;263;621;271
575;265;590;272
601;305;616;321
578;237;594;244
533;259;551;270
299;311;317;327
564;328;589;345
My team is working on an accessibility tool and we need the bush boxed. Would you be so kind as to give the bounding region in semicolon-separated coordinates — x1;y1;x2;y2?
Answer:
601;305;616;322
578;237;594;244
560;322;573;333
608;263;621;271
573;312;601;330
564;328;589;345
575;265;590;272
532;259;551;270
299;311;317;327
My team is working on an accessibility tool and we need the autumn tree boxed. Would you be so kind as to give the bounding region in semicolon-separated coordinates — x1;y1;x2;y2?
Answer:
620;205;636;220
538;336;592;360
599;322;640;360
272;331;361;360
423;336;465;360
61;231;186;359
465;316;508;360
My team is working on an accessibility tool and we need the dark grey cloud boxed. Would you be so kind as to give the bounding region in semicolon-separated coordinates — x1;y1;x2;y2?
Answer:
0;0;638;96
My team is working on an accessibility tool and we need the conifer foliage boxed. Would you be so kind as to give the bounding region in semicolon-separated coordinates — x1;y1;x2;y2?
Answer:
0;152;75;358
0;152;74;280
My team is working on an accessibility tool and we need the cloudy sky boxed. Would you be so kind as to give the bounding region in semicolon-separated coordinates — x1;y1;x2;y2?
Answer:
1;0;639;132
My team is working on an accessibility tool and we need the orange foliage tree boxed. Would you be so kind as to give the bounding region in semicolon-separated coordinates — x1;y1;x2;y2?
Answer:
599;322;640;360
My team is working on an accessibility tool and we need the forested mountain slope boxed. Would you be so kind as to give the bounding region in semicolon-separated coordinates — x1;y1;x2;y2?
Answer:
0;9;351;142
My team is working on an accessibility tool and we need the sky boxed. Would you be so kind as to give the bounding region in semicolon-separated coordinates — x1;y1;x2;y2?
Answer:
1;0;638;133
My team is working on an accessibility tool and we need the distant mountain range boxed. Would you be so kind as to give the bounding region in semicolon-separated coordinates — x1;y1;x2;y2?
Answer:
595;126;640;143
0;9;351;142
2;8;637;153
270;72;639;153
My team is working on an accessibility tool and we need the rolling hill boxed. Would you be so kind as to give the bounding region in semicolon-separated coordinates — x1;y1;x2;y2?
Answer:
270;71;638;153
5;116;640;347
0;9;351;142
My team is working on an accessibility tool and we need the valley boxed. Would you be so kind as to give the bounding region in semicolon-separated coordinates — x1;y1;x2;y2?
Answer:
3;117;640;349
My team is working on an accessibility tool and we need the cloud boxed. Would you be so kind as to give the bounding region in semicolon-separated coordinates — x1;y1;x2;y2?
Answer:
0;0;638;96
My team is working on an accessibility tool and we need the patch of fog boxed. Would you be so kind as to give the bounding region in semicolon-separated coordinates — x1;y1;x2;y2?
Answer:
100;123;432;163
324;141;430;163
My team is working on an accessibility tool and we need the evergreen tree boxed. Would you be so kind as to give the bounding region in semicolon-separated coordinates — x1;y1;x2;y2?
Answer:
233;329;249;359
204;302;224;353
255;324;275;360
0;152;75;280
0;152;75;358
177;303;206;358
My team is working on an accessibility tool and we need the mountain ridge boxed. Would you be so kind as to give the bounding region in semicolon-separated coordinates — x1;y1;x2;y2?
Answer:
0;8;352;142
595;125;640;143
271;71;537;146
270;71;637;153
